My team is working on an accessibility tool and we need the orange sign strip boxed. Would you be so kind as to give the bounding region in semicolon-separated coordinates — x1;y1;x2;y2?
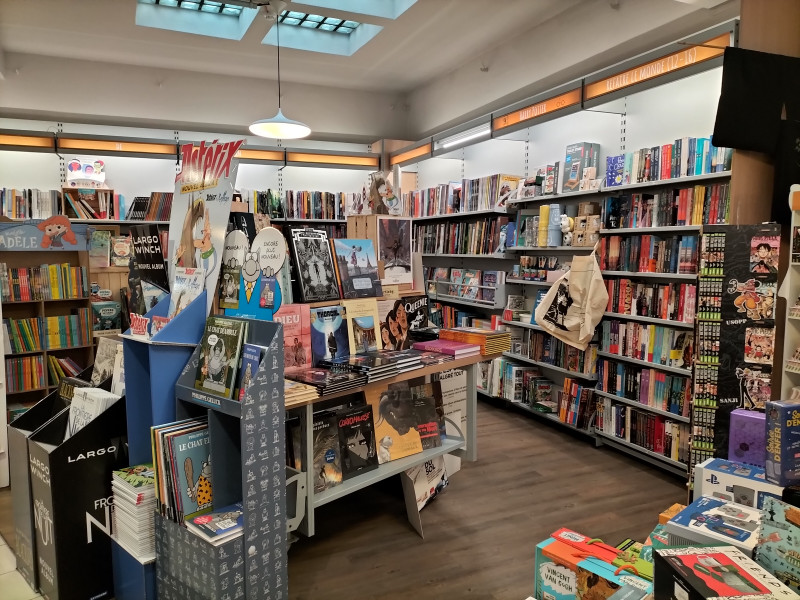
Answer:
58;138;176;155
236;148;285;162
0;134;53;149
493;88;582;131
286;152;379;167
584;33;730;101
390;143;431;166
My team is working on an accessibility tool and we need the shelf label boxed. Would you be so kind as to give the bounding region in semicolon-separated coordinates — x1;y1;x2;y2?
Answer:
584;33;730;101
493;88;581;131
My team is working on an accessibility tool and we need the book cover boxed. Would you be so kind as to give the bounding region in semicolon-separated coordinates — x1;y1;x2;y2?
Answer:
750;234;780;275
343;298;382;354
744;327;774;365
113;464;155;489
218;230;248;310
309;305;349;366
290;229;340;302
482;271;499;303
431;267;449;296
460;269;481;300
185;501;243;545
313;411;342;492
88;229;111;269
413;394;442;450
91;301;121;336
368;387;424;464
336;405;378;480
111;236;132;267
130;224;170;296
236;343;264;401
91;337;121;385
377;217;413;285
167;267;205;318
194;316;246;398
169;426;212;520
273;303;311;374
331;238;383;298
449;268;464;296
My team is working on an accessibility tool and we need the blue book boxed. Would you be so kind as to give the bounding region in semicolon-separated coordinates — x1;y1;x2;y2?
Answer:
236;343;265;402
309;305;348;366
185;501;243;545
766;401;800;486
168;426;212;521
605;154;625;187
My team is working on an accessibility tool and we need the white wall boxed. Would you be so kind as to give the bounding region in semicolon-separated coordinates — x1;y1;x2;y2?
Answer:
406;0;738;137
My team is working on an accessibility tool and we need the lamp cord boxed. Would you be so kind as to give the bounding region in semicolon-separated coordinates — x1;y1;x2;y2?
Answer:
276;13;281;110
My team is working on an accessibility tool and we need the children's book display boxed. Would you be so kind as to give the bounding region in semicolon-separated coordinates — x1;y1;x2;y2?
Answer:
691;224;780;473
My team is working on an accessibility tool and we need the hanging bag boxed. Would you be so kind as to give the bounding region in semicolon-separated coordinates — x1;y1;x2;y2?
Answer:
534;249;608;350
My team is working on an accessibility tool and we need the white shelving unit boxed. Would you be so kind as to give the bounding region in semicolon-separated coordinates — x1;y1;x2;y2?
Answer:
601;270;697;281
596;350;692;377
503;352;598;381
603;311;695;329
781;185;800;398
593;390;691;423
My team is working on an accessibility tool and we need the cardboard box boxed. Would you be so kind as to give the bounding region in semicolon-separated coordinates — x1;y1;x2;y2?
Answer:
654;545;797;599
576;556;651;600
659;503;686;524
574;216;588;232
665;495;762;557
535;538;580;600
563;143;599;193
694;458;783;508
755;496;800;593
729;409;766;467
28;398;128;600
578;201;602;216
766;401;800;487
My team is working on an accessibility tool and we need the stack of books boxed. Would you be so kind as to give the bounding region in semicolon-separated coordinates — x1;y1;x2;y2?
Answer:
111;464;156;559
319;354;399;383
284;379;319;406
286;368;367;397
65;387;121;441
411;338;481;358
185;502;244;547
439;327;512;355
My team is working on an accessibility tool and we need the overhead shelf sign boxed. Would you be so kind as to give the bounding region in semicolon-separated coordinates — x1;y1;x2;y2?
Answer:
584;32;730;101
493;88;582;132
390;143;432;166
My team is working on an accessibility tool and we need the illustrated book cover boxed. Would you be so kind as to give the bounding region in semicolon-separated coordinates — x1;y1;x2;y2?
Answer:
130;224;170;301
88;229;111;269
331;238;383;298
273;303;311;374
336;405;378;480
367;386;423;464
167;267;205;319
185;501;243;545
168;426;212;521
377;217;413;285
343;298;382;354
218;229;248;310
111;235;132;267
310;304;349;366
290;228;341;302
313;411;342;492
236;343;265;401
194;316;246;398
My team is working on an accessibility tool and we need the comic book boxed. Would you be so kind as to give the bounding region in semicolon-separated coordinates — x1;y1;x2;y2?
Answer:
309;305;349;366
273;304;311;374
343;298;382;354
167;267;205;318
331;238;382;298
336;405;378;480
377;217;413;285
235;343;265;401
218;230;248;310
194;317;247;398
290;228;340;302
313;411;342;492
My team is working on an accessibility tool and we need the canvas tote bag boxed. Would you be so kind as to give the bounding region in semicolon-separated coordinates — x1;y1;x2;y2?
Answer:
534;250;608;350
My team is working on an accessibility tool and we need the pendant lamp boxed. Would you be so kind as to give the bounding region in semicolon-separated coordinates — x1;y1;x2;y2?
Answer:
250;2;310;139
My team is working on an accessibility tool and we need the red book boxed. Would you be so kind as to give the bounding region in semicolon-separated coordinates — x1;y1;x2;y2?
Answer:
411;339;480;357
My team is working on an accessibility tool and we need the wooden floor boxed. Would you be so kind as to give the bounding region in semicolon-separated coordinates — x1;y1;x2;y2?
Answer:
0;400;686;600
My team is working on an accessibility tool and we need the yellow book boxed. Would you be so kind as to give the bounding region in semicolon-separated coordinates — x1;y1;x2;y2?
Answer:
48;264;59;300
341;298;382;354
366;387;423;464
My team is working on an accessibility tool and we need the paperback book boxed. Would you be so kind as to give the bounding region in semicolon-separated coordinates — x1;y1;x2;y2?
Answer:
111;236;132;267
236;343;265;401
343;298;382;354
194;316;247;398
92;337;121;385
185;502;243;546
309;305;349;366
167;267;205;319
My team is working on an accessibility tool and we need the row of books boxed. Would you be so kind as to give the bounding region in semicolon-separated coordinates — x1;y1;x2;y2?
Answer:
601;182;730;229
46;355;83;385
89;231;134;269
439;327;510;355
604;136;732;188
509;328;598;375
604;279;696;323
5;355;46;392
65;386;121;442
0;262;90;302
124;192;174;221
424;266;502;302
699;232;726;276
63;189;118;220
414;216;509;256
285;190;347;221
697;277;723;321
43;310;92;350
0;188;62;220
595;398;690;464
404;174;521;217
596;357;691;417
599;319;693;370
429;302;481;329
556;377;595;430
599;234;698;274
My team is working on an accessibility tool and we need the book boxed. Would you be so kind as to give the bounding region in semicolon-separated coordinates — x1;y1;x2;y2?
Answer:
460;269;482;300
236;343;265;402
168;426;212;520
130;224;170;297
411;339;481;357
88;229;111;269
482;271;499;303
65;387;120;441
273;304;311;374
290;228;340;302
167;267;205;318
313;411;342;492
218;230;248;310
368;386;424;464
194;316;247;398
91;337;122;385
150;315;171;336
331;238;383;298
111;343;125;397
342;298;382;354
336;405;378;480
449;268;464;296
91;301;121;337
110;236;132;267
309;305;349;366
377;217;413;285
412;394;442;450
185;501;243;546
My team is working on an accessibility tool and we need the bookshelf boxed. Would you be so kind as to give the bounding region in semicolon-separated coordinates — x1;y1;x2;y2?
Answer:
782;186;800;399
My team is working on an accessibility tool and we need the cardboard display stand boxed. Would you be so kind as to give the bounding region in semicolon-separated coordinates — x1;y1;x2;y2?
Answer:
158;318;288;600
28;397;129;600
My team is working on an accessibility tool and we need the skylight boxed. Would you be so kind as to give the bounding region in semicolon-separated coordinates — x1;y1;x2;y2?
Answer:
278;10;360;34
137;0;245;17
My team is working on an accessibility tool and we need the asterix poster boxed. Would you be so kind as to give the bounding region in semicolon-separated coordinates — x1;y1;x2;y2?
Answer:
168;139;245;315
377;216;412;285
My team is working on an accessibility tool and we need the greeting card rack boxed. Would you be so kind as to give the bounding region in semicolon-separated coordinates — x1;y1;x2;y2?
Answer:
159;317;288;600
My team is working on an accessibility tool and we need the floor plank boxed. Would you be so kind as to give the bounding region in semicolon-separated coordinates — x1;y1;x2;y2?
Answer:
0;400;686;599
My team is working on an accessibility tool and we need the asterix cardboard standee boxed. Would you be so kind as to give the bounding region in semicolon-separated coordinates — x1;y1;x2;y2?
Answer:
168;139;246;316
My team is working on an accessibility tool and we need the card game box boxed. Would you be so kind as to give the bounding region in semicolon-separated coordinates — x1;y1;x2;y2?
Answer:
728;409;767;467
766;401;800;487
665;495;762;556
654;546;797;599
694;458;783;509
577;556;651;600
754;496;800;593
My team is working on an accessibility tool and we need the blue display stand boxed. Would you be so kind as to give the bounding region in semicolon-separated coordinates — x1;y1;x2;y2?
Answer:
121;291;207;465
111;538;155;600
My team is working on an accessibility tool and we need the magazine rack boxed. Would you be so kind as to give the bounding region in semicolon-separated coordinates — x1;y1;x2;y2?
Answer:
121;290;207;465
7;365;96;592
156;317;288;600
27;394;129;600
